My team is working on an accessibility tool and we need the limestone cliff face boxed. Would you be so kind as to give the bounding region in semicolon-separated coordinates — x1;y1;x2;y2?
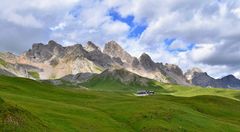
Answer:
96;68;150;86
103;41;134;64
139;53;157;71
185;68;240;89
0;40;189;84
0;40;207;87
0;56;42;79
1;41;103;79
1;40;240;89
24;40;65;62
84;41;100;52
184;68;203;83
102;41;171;83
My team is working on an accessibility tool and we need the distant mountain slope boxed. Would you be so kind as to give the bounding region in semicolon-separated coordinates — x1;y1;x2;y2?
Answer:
0;40;186;84
82;68;164;91
0;57;41;79
0;40;240;89
186;68;240;89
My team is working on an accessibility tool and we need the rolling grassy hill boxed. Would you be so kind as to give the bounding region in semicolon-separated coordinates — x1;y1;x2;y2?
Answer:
0;75;240;131
82;76;164;92
0;97;47;131
82;74;240;101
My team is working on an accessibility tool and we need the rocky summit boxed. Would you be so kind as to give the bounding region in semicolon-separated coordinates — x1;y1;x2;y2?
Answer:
0;40;240;89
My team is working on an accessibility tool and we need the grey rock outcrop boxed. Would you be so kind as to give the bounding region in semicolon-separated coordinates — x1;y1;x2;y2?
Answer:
131;57;140;68
96;68;151;86
187;69;240;89
191;72;218;87
103;41;134;64
220;75;240;88
165;64;184;77
84;41;100;52
86;49;113;68
185;68;203;82
61;72;96;83
139;53;156;71
5;39;239;89
0;68;16;77
25;40;65;62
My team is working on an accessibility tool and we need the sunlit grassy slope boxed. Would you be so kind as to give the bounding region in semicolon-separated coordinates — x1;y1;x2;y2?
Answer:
0;97;47;131
83;76;240;101
82;76;165;92
0;75;240;131
158;82;240;101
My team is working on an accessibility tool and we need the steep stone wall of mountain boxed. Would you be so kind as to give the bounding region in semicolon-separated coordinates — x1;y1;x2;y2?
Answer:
0;40;191;84
84;41;100;52
96;68;151;86
139;53;157;71
5;40;240;88
102;41;172;83
185;68;203;83
186;68;240;89
1;41;101;79
103;41;134;64
0;56;42;79
220;75;240;88
61;72;96;83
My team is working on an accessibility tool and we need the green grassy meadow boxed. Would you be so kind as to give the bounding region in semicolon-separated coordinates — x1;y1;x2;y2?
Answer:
0;75;240;131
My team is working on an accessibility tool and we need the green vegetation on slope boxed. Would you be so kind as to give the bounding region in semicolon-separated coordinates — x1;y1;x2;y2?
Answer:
94;66;103;72
82;76;165;92
28;71;40;79
0;75;239;131
0;58;7;67
0;97;47;131
158;82;240;101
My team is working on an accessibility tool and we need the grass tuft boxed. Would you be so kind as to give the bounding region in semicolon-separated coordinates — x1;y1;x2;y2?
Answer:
0;58;7;67
28;71;40;79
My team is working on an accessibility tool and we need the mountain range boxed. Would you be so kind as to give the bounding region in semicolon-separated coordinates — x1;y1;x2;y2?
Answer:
0;40;239;89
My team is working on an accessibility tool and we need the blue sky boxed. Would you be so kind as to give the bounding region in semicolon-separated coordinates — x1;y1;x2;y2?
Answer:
108;9;147;38
0;0;240;78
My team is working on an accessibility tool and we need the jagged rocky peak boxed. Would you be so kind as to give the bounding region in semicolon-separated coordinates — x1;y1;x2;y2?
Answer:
86;48;113;68
104;40;122;52
48;40;61;47
112;57;124;65
99;68;150;86
65;43;86;55
32;40;62;52
156;62;164;69
103;41;134;64
185;67;203;81
0;52;18;63
139;53;156;71
84;41;100;52
132;57;140;67
220;75;240;88
220;74;239;83
191;72;217;87
165;63;184;76
221;74;236;80
48;40;65;56
25;40;65;62
189;72;240;89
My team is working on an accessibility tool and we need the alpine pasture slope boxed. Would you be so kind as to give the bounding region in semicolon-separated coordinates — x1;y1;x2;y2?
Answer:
0;75;240;131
